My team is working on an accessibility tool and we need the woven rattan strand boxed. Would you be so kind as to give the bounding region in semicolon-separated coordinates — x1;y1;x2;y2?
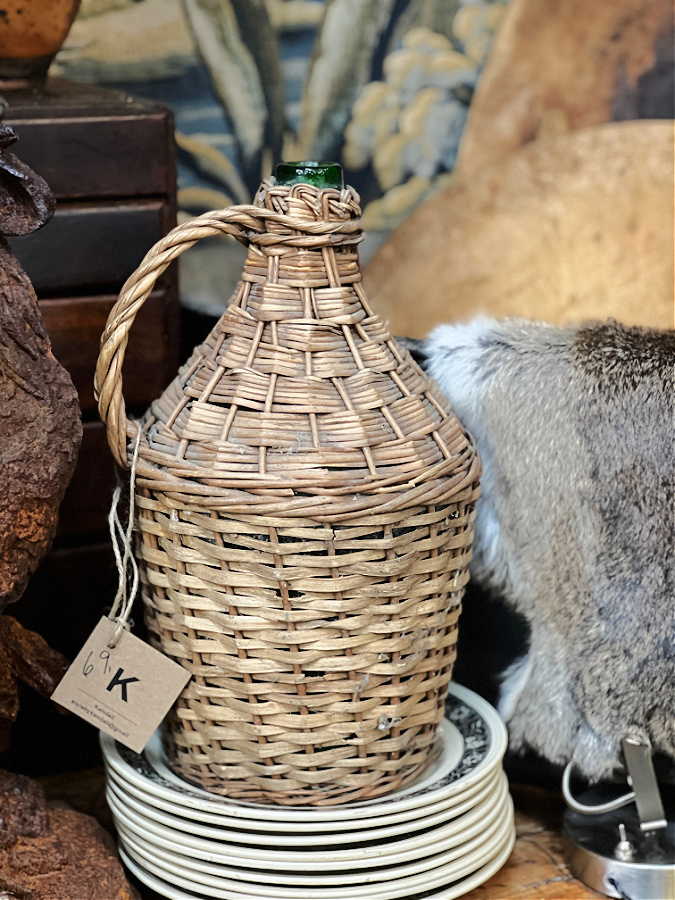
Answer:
95;181;481;806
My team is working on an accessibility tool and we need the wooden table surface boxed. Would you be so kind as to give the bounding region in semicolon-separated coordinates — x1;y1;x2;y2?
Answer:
462;785;603;899
40;771;604;899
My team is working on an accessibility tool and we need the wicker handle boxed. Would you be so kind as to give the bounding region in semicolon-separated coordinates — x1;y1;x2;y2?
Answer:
95;206;265;468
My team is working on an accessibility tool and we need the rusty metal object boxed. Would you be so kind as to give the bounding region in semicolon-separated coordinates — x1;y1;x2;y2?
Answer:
0;122;56;233
0;616;69;751
0;766;140;899
0;117;82;746
0;119;81;613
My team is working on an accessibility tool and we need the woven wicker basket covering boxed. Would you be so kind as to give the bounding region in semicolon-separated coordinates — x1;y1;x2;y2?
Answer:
95;180;481;806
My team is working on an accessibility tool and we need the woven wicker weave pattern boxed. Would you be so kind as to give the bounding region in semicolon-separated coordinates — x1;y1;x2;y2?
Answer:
95;182;481;805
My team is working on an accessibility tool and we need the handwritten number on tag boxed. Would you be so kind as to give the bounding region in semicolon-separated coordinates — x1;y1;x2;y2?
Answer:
82;648;112;678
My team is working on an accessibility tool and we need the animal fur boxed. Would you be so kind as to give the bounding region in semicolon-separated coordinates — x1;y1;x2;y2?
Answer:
420;318;674;782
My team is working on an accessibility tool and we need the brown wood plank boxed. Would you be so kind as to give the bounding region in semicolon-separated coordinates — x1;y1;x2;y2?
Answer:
463;785;604;899
8;199;173;295
57;422;118;538
2;76;170;117
39;289;179;413
3;77;175;199
11;539;118;659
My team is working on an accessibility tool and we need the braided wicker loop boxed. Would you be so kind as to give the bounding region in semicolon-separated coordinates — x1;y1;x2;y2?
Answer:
95;181;481;806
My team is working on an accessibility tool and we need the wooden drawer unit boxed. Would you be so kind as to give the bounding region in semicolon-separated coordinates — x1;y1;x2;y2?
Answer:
0;78;180;776
10;199;173;294
4;78;180;539
38;290;178;413
3;78;174;201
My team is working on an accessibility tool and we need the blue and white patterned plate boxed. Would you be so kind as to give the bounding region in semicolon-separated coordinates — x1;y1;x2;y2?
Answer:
101;682;506;825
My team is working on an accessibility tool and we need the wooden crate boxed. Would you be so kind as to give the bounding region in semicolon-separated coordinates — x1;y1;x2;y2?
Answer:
0;78;180;775
5;77;180;541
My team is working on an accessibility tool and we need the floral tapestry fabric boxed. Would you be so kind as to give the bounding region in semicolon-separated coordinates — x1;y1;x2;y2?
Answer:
52;0;504;311
56;1;504;223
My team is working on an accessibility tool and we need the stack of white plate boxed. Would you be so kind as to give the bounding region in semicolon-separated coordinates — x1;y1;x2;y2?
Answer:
102;683;514;900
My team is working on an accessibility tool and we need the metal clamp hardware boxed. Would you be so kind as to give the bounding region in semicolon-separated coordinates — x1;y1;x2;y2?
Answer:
562;735;667;833
621;735;667;832
562;762;636;815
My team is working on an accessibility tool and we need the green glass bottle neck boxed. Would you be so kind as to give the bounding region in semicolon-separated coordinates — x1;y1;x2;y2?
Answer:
275;161;343;190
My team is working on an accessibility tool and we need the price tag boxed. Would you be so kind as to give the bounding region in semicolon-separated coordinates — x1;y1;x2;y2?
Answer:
52;617;190;753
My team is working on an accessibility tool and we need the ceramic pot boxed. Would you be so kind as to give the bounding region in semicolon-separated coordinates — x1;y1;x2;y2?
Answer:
0;0;81;87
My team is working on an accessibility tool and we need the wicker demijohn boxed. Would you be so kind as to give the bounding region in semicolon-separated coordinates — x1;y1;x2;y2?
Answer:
95;170;481;806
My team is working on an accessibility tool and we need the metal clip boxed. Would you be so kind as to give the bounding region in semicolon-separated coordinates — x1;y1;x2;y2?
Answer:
621;734;667;832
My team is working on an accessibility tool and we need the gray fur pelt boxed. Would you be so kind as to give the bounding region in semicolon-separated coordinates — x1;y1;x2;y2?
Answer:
420;318;674;782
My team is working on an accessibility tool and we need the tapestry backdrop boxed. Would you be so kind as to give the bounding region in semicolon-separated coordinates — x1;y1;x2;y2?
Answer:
53;0;505;312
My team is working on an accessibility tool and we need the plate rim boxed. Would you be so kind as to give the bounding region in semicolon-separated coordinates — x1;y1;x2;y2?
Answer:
117;798;515;900
120;828;515;900
107;776;510;871
105;759;499;833
114;787;511;889
101;683;506;823
105;766;503;848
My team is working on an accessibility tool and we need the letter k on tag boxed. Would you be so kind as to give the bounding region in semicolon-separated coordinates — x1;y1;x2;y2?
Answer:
52;618;190;753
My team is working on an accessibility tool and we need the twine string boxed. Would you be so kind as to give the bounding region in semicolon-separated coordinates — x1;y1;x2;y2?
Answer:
107;430;142;648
